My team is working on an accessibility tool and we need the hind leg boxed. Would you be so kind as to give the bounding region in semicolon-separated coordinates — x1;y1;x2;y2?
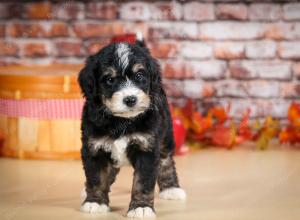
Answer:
157;153;186;200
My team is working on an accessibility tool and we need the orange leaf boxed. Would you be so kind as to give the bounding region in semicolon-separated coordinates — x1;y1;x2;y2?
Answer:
190;112;213;134
211;125;236;148
288;102;300;127
182;99;194;118
279;128;291;144
279;127;300;145
209;107;228;124
238;109;252;140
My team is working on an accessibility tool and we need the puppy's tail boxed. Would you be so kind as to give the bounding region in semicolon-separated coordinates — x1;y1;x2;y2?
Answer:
135;31;146;48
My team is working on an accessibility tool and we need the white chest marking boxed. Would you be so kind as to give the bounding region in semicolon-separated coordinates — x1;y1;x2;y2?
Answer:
111;137;130;167
89;133;152;168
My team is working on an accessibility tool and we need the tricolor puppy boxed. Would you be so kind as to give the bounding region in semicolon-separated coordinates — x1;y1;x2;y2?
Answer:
78;39;186;218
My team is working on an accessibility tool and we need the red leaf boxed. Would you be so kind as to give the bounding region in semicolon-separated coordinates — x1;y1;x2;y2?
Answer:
182;99;194;118
190;112;213;134
279;127;300;145
288;102;300;127
209;107;228;124
211;125;235;148
238;109;252;140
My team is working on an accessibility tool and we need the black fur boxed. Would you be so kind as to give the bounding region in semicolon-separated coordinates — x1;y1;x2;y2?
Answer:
78;42;181;214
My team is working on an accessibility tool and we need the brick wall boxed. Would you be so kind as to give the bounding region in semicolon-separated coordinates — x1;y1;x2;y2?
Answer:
0;1;299;119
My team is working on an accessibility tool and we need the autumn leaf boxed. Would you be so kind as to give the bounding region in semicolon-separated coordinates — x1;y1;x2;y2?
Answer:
255;116;280;150
279;127;300;145
173;100;300;148
279;127;292;144
211;124;236;149
208;105;230;124
238;108;252;141
190;112;213;134
182;99;194;118
288;102;300;127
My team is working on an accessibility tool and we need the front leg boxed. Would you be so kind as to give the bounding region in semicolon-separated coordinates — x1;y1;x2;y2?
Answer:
80;147;118;213
127;149;159;218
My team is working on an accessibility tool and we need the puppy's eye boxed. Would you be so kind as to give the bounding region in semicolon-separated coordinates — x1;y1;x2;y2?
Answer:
135;72;144;81
105;77;114;86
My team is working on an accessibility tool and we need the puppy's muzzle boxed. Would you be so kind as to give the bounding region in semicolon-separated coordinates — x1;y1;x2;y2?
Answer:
123;95;137;107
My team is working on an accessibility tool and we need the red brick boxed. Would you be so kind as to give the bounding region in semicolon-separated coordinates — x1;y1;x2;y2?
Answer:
0;59;18;66
86;39;110;55
216;4;247;20
185;60;227;79
0;3;22;19
183;2;214;21
152;2;182;20
295;23;300;39
9;23;47;38
161;60;189;79
120;2;151;21
247;81;280;98
0;24;5;37
54;40;84;57
293;63;300;79
180;42;212;59
283;3;300;20
200;22;265;40
264;22;299;40
73;22;125;38
87;2;118;19
52;2;84;20
215;80;248;98
281;82;300;98
182;80;214;98
149;22;197;39
148;41;178;58
22;42;49;57
25;2;51;19
168;97;187;109
230;61;291;80
0;41;19;56
263;100;291;118
219;99;291;118
278;42;300;59
49;22;69;37
163;79;184;97
246;40;276;59
122;22;149;40
219;99;258;118
249;4;281;21
214;42;245;59
0;3;10;19
52;58;85;65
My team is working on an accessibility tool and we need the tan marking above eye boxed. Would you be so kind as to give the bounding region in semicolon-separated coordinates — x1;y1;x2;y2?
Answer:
103;67;117;77
132;63;144;73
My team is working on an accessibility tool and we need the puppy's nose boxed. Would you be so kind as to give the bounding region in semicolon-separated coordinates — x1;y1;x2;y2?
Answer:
123;96;137;107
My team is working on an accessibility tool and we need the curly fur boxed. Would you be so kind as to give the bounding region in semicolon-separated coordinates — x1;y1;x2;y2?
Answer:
78;40;184;217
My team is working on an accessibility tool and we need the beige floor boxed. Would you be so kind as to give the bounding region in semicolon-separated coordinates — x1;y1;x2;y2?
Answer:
0;150;300;220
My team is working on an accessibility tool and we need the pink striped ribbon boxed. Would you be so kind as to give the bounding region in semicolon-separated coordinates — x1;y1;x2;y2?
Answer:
0;98;84;119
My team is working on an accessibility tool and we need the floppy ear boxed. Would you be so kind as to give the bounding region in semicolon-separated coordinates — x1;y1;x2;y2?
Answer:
148;57;163;94
78;55;98;101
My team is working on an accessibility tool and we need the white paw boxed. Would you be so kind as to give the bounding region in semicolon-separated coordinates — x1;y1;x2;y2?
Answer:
80;202;109;214
127;207;156;218
159;187;186;200
80;188;87;202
